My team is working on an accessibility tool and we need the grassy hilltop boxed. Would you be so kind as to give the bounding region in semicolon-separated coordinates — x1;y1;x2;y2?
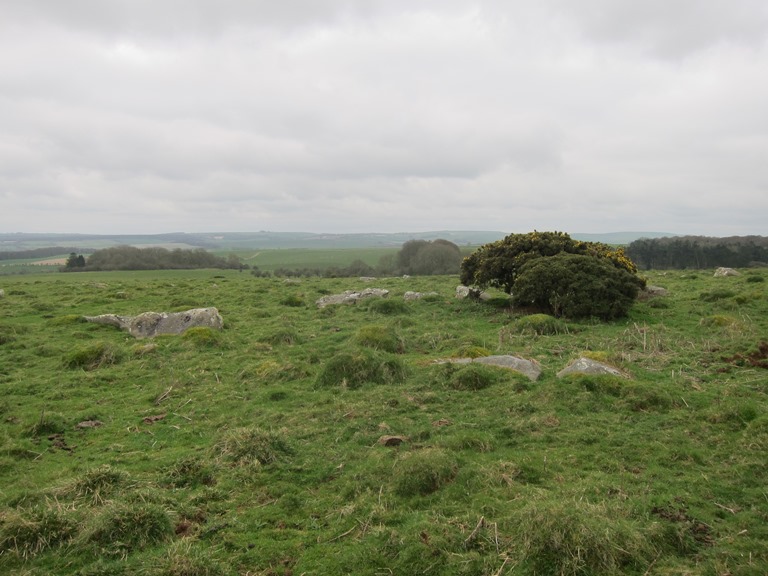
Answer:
0;268;766;575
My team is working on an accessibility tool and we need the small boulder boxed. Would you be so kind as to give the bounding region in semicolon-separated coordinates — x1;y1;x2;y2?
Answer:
436;354;541;381
84;307;223;339
404;291;438;301
315;288;389;308
557;357;628;379
714;267;740;277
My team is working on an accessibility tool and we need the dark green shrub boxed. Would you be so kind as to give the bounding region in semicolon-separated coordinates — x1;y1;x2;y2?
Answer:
64;342;122;370
83;502;173;555
746;274;765;283
213;427;293;466
315;350;408;389
512;253;644;319
354;324;404;353
393;449;458;496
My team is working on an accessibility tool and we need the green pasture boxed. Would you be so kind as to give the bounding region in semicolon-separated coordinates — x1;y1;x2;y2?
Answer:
0;268;767;575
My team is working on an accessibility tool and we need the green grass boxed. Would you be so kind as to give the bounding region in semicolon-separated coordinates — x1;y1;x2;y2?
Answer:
0;268;767;574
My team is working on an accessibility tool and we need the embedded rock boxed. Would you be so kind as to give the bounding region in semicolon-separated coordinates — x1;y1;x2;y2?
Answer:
404;291;438;301
557;357;628;379
83;307;223;339
315;288;389;308
436;354;541;381
714;267;740;277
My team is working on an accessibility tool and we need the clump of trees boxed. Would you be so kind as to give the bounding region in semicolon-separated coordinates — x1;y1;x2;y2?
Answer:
460;231;644;320
626;235;768;270
61;246;244;272
391;239;463;276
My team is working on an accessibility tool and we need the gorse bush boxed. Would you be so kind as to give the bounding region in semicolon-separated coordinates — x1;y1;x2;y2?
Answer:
512;253;644;319
461;231;643;319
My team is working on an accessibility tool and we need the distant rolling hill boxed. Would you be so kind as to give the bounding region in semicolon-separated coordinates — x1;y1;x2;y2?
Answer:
0;230;678;252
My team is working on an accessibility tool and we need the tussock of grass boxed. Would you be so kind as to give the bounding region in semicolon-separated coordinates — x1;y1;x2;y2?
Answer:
699;288;736;302
81;502;173;556
393;449;458;496
0;506;76;558
154;540;226;576
25;411;67;437
181;327;223;347
315;350;408;389
509;498;656;575
354;324;404;353
63;342;122;370
366;298;410;315
213;427;293;467
47;314;85;326
260;328;302;346
65;465;130;504
505;313;568;336
162;456;216;489
445;363;501;391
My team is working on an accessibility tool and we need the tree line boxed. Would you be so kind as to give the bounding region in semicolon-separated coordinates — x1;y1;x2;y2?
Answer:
626;235;768;270
0;247;93;261
252;239;463;278
61;246;242;272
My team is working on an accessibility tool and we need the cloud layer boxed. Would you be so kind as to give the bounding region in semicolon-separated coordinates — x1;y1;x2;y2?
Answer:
2;0;767;235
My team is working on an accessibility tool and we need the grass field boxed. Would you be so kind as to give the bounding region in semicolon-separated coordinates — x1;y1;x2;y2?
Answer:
0;268;767;575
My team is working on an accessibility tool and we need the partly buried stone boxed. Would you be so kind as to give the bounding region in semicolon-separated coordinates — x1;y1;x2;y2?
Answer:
315;288;389;308
473;355;542;381
455;285;493;301
83;307;223;339
437;354;541;381
714;267;740;277
640;285;669;299
404;291;438;301
557;357;629;379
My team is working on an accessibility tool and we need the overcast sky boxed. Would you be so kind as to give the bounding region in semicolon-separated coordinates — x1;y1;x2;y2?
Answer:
2;1;767;236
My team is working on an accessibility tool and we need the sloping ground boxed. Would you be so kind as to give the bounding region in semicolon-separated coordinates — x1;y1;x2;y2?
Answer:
0;269;766;575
